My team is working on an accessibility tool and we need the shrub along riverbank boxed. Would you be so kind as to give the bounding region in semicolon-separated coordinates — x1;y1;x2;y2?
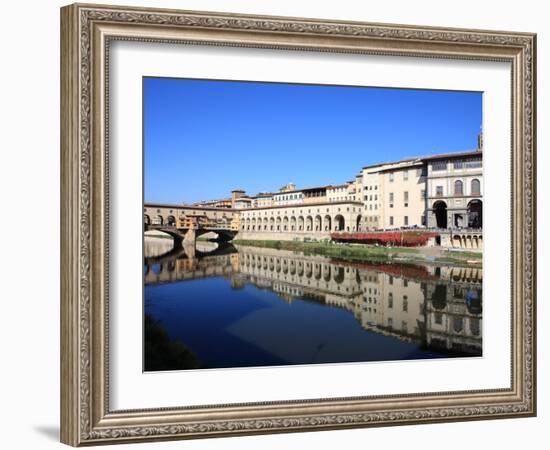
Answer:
232;239;482;267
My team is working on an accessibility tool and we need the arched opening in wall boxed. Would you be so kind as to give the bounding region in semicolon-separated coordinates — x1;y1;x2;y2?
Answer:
153;215;164;225
470;318;481;336
471;178;481;196
433;201;447;229
432;284;447;310
144;214;151;225
290;216;296;231
356;215;362;232
466;289;482;315
314;264;322;280
264;217;269;231
314;215;322;231
251;218;256;231
452;317;464;333
269;217;274;231
324;215;332;231
167;215;176;226
454;180;463;196
283;216;289;231
298;216;304;231
276;217;281;231
468;200;483;228
306;216;313;231
334;267;345;284
334;215;345;231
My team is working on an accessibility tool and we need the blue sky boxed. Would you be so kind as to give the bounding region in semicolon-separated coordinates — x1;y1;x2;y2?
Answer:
143;77;482;204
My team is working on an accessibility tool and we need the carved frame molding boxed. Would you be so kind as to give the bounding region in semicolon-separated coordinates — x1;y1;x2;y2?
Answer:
61;3;536;446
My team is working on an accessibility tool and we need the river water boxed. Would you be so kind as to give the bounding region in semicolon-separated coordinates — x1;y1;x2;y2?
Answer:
144;239;482;371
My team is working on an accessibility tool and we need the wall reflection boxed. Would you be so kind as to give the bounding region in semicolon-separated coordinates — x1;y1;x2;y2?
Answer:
144;243;482;357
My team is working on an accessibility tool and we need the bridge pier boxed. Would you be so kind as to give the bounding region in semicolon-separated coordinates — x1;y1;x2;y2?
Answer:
183;241;196;260
184;228;196;245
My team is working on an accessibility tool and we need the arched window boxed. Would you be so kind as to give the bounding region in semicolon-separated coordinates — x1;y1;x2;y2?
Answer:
454;180;463;196
471;179;481;195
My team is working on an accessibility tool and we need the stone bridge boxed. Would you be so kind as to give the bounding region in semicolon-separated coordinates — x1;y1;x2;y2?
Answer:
145;223;238;248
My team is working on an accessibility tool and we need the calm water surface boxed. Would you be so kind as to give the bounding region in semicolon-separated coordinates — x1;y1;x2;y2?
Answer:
144;240;482;371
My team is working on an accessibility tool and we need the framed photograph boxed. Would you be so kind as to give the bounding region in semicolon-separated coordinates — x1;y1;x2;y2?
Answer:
60;3;536;446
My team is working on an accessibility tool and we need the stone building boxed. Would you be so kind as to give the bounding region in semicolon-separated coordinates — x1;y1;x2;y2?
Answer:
238;200;365;240
424;150;483;229
147;146;482;239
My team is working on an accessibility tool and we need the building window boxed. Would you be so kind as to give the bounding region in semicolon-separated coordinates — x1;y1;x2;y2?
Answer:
389;216;394;226
389;172;394;182
403;296;408;312
454;180;463;195
403;170;408;181
436;186;444;197
432;161;447;171
454;157;482;169
404;216;408;226
388;293;393;308
404;191;409;207
471;178;481;195
421;215;426;226
389;192;394;204
421;189;426;200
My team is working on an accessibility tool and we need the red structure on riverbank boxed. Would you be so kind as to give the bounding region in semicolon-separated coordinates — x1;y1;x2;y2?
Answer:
331;231;439;247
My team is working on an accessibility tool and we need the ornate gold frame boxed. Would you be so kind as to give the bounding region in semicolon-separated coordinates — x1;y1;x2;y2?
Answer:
60;3;537;446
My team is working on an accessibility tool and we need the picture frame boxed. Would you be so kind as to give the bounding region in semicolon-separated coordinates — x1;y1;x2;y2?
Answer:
60;2;536;446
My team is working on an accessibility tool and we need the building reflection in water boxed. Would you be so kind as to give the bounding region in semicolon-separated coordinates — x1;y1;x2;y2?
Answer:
144;238;482;367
